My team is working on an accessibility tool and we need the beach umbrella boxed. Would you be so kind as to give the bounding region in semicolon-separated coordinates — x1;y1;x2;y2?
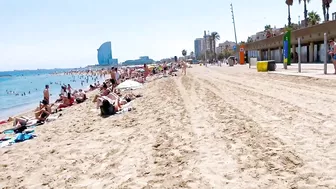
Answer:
116;80;143;90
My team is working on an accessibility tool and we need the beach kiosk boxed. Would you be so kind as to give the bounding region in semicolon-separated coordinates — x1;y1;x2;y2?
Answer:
239;44;245;65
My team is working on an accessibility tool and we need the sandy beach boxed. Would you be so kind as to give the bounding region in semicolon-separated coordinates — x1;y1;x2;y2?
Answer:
1;65;336;188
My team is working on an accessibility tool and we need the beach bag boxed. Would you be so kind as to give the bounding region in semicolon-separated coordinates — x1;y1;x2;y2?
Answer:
100;99;116;116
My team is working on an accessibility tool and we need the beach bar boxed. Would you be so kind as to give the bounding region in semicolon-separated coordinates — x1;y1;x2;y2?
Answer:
245;20;336;63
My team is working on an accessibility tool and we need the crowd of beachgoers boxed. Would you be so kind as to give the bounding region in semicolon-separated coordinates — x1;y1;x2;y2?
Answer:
0;61;188;147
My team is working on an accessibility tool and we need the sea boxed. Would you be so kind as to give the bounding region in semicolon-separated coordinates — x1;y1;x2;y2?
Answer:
0;69;105;120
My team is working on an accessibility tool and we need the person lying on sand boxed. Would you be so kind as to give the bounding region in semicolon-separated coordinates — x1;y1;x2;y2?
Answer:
84;84;97;93
74;89;87;104
96;92;122;110
57;93;74;109
55;94;63;103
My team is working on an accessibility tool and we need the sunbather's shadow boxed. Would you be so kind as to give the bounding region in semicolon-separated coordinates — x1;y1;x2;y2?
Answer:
100;114;113;118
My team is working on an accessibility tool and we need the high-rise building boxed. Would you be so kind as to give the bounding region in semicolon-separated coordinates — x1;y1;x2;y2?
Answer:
97;41;118;66
194;38;204;59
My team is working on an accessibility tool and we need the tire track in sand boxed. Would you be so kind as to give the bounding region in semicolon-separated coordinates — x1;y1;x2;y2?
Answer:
193;69;336;186
192;74;304;188
140;78;203;188
177;75;238;187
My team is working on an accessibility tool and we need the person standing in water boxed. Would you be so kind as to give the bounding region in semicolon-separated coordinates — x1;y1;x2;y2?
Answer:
43;85;50;104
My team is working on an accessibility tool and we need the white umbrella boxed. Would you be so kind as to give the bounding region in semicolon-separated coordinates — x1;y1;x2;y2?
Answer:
116;80;143;90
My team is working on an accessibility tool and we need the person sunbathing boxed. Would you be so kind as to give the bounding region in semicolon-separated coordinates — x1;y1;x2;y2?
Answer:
35;100;52;121
55;94;63;103
74;89;87;104
1;117;28;134
92;84;110;102
85;84;97;93
96;92;123;111
57;93;74;109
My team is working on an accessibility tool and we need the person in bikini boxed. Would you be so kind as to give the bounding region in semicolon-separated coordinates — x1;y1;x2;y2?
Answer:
57;93;74;109
329;39;336;74
92;83;110;102
35;100;52;121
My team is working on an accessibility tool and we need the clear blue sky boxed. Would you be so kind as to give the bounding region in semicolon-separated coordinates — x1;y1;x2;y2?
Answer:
0;0;334;71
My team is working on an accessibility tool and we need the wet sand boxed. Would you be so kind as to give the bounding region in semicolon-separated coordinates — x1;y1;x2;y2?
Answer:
1;65;336;188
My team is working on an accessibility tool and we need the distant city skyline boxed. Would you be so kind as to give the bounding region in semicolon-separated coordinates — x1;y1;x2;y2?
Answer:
0;0;335;71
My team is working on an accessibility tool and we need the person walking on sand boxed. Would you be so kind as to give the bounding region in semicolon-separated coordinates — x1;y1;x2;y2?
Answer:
163;61;167;76
43;85;50;104
181;61;187;76
144;64;150;81
329;39;336;74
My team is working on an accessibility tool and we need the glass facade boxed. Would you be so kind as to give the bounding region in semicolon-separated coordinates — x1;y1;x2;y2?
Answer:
97;41;118;66
247;43;331;63
194;38;203;59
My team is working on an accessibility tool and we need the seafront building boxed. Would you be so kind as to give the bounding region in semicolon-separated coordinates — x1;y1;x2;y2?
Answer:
97;41;118;66
216;41;236;54
245;20;336;63
193;31;214;60
122;56;154;66
194;38;204;59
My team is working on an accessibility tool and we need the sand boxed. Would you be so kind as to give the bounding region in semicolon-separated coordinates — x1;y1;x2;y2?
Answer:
1;65;336;188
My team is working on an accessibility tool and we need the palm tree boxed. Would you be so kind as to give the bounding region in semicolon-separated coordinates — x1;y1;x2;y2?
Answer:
182;49;187;60
323;0;333;21
247;37;253;43
264;24;271;31
308;11;321;25
322;0;327;21
209;36;213;58
298;0;311;27
286;0;294;26
211;32;220;61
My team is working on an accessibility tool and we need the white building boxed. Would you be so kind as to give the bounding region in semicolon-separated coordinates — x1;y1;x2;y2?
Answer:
216;40;236;54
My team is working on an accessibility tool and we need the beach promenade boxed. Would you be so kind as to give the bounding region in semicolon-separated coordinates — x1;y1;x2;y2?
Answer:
1;65;336;188
269;63;336;80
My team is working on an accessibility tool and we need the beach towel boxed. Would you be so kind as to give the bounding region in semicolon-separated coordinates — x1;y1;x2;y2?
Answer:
0;133;35;148
0;120;7;125
46;114;61;122
14;133;34;142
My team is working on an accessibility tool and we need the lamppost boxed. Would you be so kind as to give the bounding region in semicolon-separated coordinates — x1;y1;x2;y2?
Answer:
230;3;238;60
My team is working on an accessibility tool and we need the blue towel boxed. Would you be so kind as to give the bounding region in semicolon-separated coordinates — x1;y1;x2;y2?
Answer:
14;133;34;143
3;130;14;134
